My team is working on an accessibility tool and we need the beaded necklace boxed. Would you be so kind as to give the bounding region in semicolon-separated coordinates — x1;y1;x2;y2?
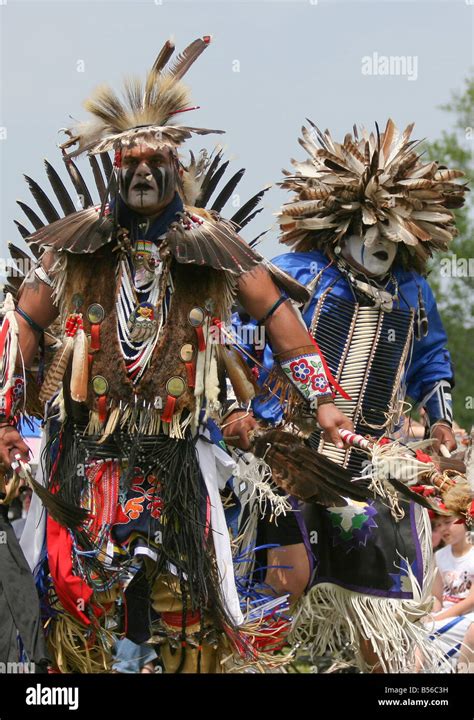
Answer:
116;243;173;383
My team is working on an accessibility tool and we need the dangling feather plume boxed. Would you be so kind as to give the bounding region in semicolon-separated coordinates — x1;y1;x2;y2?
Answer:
250;428;371;507
61;36;223;158
217;344;259;404
39;336;74;404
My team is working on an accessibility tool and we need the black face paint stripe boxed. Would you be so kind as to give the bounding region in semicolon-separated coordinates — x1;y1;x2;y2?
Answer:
121;167;136;199
151;166;176;201
151;167;165;197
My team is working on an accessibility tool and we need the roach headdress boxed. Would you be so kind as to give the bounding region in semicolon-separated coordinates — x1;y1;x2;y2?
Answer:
60;36;223;158
278;119;469;267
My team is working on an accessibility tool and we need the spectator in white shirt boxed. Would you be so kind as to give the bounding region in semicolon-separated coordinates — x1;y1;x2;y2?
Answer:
428;517;474;671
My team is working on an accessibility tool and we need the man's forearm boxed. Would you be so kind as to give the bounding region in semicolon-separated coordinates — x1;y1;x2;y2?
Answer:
234;268;353;445
237;268;351;436
263;300;311;353
14;314;43;370
237;268;334;401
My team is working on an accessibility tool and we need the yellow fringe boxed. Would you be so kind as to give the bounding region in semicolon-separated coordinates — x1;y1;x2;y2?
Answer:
85;406;193;439
46;613;114;674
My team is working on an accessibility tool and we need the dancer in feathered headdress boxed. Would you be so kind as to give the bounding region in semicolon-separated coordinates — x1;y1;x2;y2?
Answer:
278;118;467;272
0;39;354;673
228;118;471;672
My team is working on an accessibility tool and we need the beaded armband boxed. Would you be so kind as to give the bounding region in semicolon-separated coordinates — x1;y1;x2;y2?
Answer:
276;344;334;408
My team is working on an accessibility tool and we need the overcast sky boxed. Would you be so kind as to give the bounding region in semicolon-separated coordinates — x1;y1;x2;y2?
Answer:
0;0;472;262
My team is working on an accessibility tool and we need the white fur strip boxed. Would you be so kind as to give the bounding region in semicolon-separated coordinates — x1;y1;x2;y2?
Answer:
19;431;48;574
196;433;244;626
0;293;19;394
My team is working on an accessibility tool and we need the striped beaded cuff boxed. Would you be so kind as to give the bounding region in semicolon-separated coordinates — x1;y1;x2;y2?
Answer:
278;348;333;407
0;375;24;422
421;380;453;428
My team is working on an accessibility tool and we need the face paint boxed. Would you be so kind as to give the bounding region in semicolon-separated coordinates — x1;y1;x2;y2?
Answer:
341;234;397;277
119;144;179;215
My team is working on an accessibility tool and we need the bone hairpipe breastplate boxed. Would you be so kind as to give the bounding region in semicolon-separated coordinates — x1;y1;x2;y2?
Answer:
308;291;415;475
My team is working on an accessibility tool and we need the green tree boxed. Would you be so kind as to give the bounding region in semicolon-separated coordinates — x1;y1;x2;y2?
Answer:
423;75;474;431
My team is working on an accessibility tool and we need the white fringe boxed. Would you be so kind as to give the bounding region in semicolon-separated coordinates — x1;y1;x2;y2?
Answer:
193;317;221;426
357;438;442;519
85;406;191;439
98;407;121;443
49;252;68;311
232;449;293;583
204;344;220;421
233;449;292;520
233;509;260;582
364;438;438;489
51;387;66;423
290;505;452;673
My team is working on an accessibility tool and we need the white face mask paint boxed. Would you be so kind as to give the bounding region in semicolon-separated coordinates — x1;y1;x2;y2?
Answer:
125;166;162;212
342;235;397;277
119;145;178;216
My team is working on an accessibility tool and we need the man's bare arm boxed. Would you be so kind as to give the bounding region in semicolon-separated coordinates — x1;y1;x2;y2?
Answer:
15;251;59;369
0;252;59;467
237;266;309;353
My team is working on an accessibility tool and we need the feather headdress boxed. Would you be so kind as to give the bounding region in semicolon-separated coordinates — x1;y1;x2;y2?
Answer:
278;119;469;263
60;36;224;158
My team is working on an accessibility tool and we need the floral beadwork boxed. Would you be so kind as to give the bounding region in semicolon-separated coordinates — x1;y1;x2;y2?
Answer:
311;373;330;394
281;352;331;402
289;358;313;383
11;376;25;403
